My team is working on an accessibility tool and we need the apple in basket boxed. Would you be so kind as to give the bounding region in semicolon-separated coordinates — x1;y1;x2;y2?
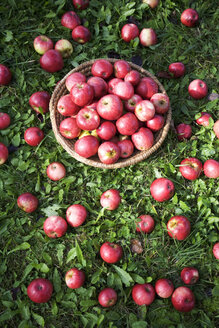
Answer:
136;77;158;99
114;60;131;79
124;70;141;85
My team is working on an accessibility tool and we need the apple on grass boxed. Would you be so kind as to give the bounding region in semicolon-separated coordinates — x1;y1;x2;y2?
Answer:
33;35;53;55
132;284;155;305
171;286;195;312
131;127;154;151
24;127;44;146
70;82;94;107
29;91;50;114
55;39;73;58
17;193;38;213
181;9;199;27
136;215;155;233
203;159;219;178
188;79;208;99
213;120;219;138
65;72;86;92
59;117;81;139
167;216;191;241
181;267;199;285
97;94;123;121
40;49;64;73
117;139;134;158
43;216;68;238
196;112;213;126
135;100;155;122
139;28;157;47
179;157;203;180
213;242;219;259
176;123;192;141
73;0;89;10
76;108;100;131
150;178;175;202
98;288;117;307
61;11;81;30
0;64;12;85
168;62;185;78
0;142;9;165
65;268;85;289
46;162;66;181
72;26;91;44
100;242;123;263
91;59;113;79
0;112;10;130
66;204;87;227
155;279;174;298
57;94;80;116
75;135;99;158
27;278;53;303
116;113;139;136
114;60;131;79
121;23;139;42
100;189;121;210
142;0;160;9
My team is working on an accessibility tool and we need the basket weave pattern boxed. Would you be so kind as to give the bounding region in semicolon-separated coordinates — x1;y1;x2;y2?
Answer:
49;58;172;169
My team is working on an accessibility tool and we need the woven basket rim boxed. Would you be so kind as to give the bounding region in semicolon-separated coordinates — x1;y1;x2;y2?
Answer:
49;58;172;169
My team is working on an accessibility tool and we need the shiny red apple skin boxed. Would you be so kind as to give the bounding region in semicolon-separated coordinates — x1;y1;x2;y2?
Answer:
24;127;44;146
124;70;141;86
29;91;50;114
0;142;9;165
91;59;113;79
188;79;208;99
97;121;117;140
17;193;38;213
73;0;89;10
167;215;191;241
75;135;99;158
65;268;85;289
117;139;134;158
168;62;185;78
176;123;192;141
139;28;157;47
136;77;158;99
40;49;64;73
27;278;53;303
146;114;164;131
132;284;155;306
100;189;121;210
150;93;169;114
136;215;155;233
181;9;199;27
57;94;80;116
70;82;94;107
114;60;131;79
0;112;10;130
213;120;219;138
179;157;203;180
87;76;108;99
43;216;68;238
72;25;91;44
131;127;154;150
155;279;174;298
143;0;160;9
196;112;213;127
0;64;12;85
135;100;155;122
59;117;81;139
113;81;134;100
61;11;81;29
150;178;175;202
54;39;73;58
98;288;117;307
171;287;195;312
33;35;53;55
97;94;123;121
100;242;123;263
65;72;86;92
203;159;219;178
213;242;219;259
181;267;199;285
98;141;120;164
108;78;123;94
121;23;139;42
46;162;66;181
66;204;87;227
76;108;100;130
124;94;142;112
116;113;139;136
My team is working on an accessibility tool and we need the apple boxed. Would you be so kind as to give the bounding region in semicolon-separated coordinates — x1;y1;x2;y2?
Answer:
0;112;10;130
29;91;50;114
139;28;157;47
135;100;155;122
97;121;117;140
97;94;123;120
181;267;199;285
61;11;81;29
136;77;158;99
40;49;64;73
0;142;9;165
72;25;91;43
146;114;165;131
0;64;12;85
213;242;219;259
116;113;139;136
59;117;81;139
114;60;131;79
124;94;142;112
87;76;108;99
72;0;89;10
155;279;174;298
57;94;80;116
113;81;134;100
65;72;86;92
108;78;122;94
188;79;208;99
24;127;44;146
85;101;98;110
46;162;66;181
71;82;94;107
98;141;120;164
55;39;73;58
150;177;175;202
27;278;53;303
176;123;192;141
91;59;113;80
117;139;134;158
121;23;139;42
100;189;121;210
181;9;199;27
168;62;185;78
65;268;85;289
132;284;155;306
33;35;53;55
100;242;123;263
179;157;203;180
43;216;68;238
75;135;99;158
66;204;87;227
167;215;191;241
131;127;154;150
171;287;195;312
136;214;155;233
203;159;219;178
142;0;160;9
76;108;100;130
150;93;169;114
98;288;117;307
213;120;219;138
124;70;141;86
196;112;213;126
17;192;38;213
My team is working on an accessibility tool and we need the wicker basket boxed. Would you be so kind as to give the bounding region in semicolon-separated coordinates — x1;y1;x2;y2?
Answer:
49;58;172;169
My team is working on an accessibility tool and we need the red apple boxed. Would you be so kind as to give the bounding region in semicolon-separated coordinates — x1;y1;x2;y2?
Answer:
40;49;64;73
0;112;10;130
46;162;66;181
146;114;165;131
188;79;208;99
124;94;142;112
135;100;155;122
24;127;44;146
179;157;203;180
124;70;141;86
108;78;123;94
55;39;73;58
114;60;131;79
97;121;117;140
150;93;169;114
17;192;38;213
0;64;12;85
136;77;158;99
150;177;175;202
98;141;120;164
131;127;154;150
176;123;192;141
98;288;117;307
100;242;123;263
213;242;219;259
203;159;219;178
136;214;155;233
167;215;191;241
65;268;85;289
117;139;134;158
142;0;160;9
72;0;89;10
75;135;99;158
132;284;155;306
168;62;185;78
113;81;134;100
0;142;9;165
61;11;81;29
33;35;53;55
43;216;68;238
57;94;80;116
155;279;174;298
29;91;50;114
97;94;123;120
181;267;199;285
213;120;219;138
71;82;94;107
139;28;157;47
121;23;139;42
87;76;108;99
59;117;81;139
91;59;113;79
66;204;87;227
181;9;199;27
100;189;121;210
171;287;195;312
196;112;213;127
116;113;139;136
72;25;91;44
76;108;100;130
85;101;98;110
27;278;53;303
65;72;86;92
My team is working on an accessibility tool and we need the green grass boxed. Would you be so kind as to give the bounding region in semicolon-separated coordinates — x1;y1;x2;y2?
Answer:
0;0;219;327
